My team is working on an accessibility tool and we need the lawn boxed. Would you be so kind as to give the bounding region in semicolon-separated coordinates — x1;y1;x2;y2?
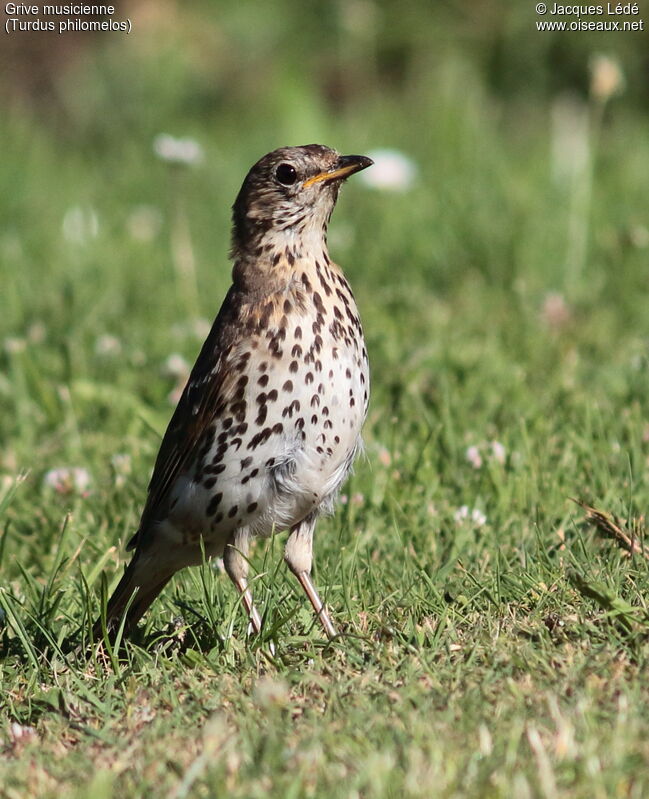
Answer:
2;4;649;797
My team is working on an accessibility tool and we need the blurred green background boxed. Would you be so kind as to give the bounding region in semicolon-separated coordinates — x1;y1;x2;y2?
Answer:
2;0;649;478
3;3;649;796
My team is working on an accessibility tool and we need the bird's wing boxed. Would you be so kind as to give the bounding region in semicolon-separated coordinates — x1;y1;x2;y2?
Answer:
130;286;246;549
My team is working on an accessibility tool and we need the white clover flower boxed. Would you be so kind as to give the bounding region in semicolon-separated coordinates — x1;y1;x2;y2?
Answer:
111;453;132;474
490;441;506;465
540;292;571;330
127;205;163;242
43;467;91;495
153;133;204;166
453;505;487;527
9;723;37;743
4;337;26;354
630;226;649;249
465;445;482;469
62;206;99;244
27;322;46;343
358;149;417;192
471;508;487;527
377;447;392;467
111;453;132;488
94;334;122;357
253;676;290;709
163;353;191;378
191;318;211;340
590;54;625;102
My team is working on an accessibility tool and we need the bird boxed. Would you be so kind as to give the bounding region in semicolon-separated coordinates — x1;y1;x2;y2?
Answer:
94;144;373;643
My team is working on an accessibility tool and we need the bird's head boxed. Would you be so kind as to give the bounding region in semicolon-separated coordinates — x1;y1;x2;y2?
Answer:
231;144;373;262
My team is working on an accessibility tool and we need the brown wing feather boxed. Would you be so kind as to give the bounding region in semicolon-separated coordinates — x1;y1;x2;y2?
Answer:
130;286;247;550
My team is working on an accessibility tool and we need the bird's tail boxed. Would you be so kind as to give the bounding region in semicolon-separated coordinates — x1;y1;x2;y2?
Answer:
92;553;172;642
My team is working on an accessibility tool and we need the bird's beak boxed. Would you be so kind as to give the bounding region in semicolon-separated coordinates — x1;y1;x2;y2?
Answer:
303;154;374;188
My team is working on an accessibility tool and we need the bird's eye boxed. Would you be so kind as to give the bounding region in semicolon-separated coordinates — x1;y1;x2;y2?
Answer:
275;163;298;185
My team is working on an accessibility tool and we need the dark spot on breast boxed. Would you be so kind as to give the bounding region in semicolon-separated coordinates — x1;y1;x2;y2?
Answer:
258;374;269;387
206;463;227;476
230;400;247;422
203;477;217;489
259;305;273;330
282;380;293;392
256;405;268;425
206;493;223;516
346;368;352;379
305;372;314;385
289;360;298;373
272;423;283;435
247;502;258;514
248;427;272;449
211;444;228;465
283;299;292;313
295;326;302;340
228;505;238;518
311;414;318;425
267;389;278;402
283;399;300;418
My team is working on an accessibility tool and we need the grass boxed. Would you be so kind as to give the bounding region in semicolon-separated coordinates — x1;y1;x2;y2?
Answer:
2;9;649;797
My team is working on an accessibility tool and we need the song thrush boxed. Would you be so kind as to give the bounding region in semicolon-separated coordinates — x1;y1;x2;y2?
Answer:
96;144;373;641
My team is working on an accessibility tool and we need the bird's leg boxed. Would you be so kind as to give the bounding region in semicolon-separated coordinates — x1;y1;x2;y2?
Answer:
223;528;262;635
284;518;337;639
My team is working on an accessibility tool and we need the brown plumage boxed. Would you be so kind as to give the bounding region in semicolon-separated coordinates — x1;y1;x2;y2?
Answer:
95;144;373;641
